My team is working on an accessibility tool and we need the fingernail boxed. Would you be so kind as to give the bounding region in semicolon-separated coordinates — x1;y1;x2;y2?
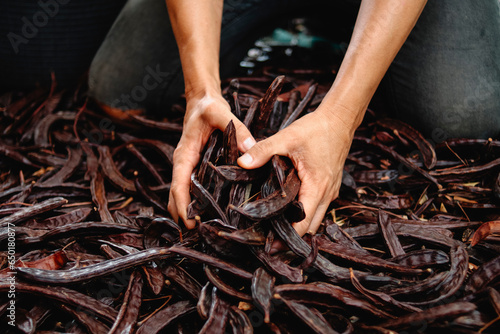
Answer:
242;137;256;151
239;153;253;166
270;247;279;255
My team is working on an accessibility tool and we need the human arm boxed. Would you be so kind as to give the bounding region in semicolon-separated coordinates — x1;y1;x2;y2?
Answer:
238;0;428;237
165;0;256;227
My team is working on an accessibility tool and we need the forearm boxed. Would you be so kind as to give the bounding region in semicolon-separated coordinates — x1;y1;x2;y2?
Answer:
321;0;427;131
165;0;224;98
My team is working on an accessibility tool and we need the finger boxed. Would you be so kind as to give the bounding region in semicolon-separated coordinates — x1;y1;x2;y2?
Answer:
168;147;199;229
237;135;285;169
270;239;288;255
306;200;331;234
210;109;256;152
292;179;325;236
167;189;179;223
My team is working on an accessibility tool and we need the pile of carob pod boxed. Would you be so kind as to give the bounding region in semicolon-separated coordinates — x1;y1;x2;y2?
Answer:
1;67;500;333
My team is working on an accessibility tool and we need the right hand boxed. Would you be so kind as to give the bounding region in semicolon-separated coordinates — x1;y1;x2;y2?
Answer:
168;89;256;228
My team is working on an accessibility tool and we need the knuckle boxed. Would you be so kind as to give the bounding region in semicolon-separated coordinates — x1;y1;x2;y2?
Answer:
254;140;272;154
169;183;183;198
172;146;184;162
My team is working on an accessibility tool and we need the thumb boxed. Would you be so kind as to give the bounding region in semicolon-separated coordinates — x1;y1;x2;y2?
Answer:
237;136;282;169
211;110;256;153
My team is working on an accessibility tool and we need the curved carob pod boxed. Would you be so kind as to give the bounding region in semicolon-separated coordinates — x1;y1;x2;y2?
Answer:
198;220;244;258
0;281;118;323
251;246;304;284
274;283;393;319
389;249;449;268
228;305;253;334
270;216;401;285
252;75;286;136
163;264;203;300
199;287;231;334
304;234;424;275
41;146;82;186
59;304;111;333
280;298;338;334
251;267;276;323
127;143;166;185
16;247;172;284
190;173;229;225
280;82;318;130
223;120;239;166
353;136;441;188
17;222;141;245
136;300;196;334
34;111;77;147
378;302;476;332
229;169;301;221
352;169;399;185
205;266;252;302
377;118;437;170
402;245;469;306
117;133;176;167
198;283;213;320
466;254;500;293
217;223;267;246
349;268;422;314
210;162;267;182
0;141;41;168
127;113;183;133
108;270;143;334
0;196;67;228
98;145;136;193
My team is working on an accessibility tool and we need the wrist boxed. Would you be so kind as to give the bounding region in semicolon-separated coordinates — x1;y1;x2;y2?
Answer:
316;99;367;137
184;76;222;102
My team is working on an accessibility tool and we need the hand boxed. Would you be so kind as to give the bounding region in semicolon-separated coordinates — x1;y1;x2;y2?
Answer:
168;90;256;228
238;108;354;236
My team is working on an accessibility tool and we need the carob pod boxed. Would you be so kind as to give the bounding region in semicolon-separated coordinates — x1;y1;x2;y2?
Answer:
59;304;110;333
136;300;196;334
251;267;276;323
0;281;118;323
17;247;172;284
378;302;476;331
40;146;82;186
0;196;68;228
307;234;423;275
377;210;405;257
252;75;286;135
377;118;437;169
205;266;252;302
271;216;401;285
108;270;143;334
229;169;301;221
466;254;500;293
280;298;338;334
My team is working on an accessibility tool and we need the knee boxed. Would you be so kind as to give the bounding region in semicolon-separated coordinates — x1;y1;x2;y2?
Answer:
413;80;500;140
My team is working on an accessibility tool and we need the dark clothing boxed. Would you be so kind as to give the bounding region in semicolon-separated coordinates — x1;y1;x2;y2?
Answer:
3;0;499;139
0;0;127;88
88;0;500;139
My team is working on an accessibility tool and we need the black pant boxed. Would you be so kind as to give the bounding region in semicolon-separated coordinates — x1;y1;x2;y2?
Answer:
87;0;500;139
0;0;127;88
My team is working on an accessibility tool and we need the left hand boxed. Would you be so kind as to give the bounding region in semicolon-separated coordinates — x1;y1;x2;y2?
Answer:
237;107;354;237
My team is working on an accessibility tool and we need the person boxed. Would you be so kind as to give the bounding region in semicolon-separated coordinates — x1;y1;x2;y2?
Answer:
88;0;500;237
